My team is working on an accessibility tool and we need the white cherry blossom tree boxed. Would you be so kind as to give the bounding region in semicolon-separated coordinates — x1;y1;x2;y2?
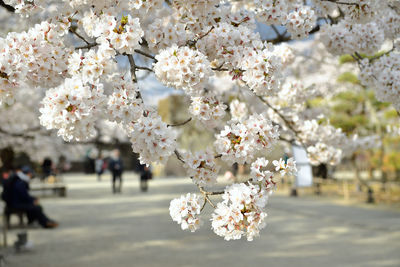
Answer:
0;0;399;241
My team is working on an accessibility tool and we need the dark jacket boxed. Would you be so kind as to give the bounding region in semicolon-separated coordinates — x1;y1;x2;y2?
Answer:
139;165;152;181
108;158;124;175
2;173;35;208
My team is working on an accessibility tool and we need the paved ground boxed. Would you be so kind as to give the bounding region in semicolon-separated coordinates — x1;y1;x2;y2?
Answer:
3;172;400;267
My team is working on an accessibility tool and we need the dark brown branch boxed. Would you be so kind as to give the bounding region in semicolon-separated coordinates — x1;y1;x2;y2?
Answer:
321;0;359;6
256;95;309;148
69;28;90;45
186;26;215;47
126;54;137;83
212;64;230;71
134;49;157;61
200;197;207;211
174;149;186;164
271;25;283;39
75;42;98;50
135;66;154;72
167;117;192;127
264;24;321;44
256;95;300;135
0;0;15;12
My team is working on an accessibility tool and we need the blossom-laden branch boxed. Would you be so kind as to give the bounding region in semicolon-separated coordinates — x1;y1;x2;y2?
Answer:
186;26;215;47
256;95;309;148
256;96;300;135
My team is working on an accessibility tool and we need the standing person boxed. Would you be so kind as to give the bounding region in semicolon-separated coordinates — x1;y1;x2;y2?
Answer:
1;166;58;228
41;157;53;181
139;164;152;192
109;149;123;193
95;154;105;181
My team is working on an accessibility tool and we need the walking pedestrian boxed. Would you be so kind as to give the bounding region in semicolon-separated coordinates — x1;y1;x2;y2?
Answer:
95;154;105;181
109;149;123;193
139;165;152;192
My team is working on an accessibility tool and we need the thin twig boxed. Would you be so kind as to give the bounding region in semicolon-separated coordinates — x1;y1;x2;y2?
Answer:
257;95;299;135
69;28;90;45
256;95;309;148
186;26;215;47
167;117;192;127
271;25;282;38
197;186;224;196
135;66;154;72
126;54;137;83
75;43;98;50
200;198;207;212
134;49;157;61
205;196;216;208
0;0;15;12
321;0;359;6
174;150;185;164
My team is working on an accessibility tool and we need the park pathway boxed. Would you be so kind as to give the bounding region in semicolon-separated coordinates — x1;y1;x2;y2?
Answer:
4;172;400;267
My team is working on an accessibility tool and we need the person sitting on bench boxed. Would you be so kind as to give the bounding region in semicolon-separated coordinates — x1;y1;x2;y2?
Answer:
2;166;59;229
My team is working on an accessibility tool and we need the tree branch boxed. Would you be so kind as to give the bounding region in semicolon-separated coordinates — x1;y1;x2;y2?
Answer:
126;54;138;83
167;117;192;127
321;0;359;6
69;28;90;45
75;42;98;50
174;149;186;164
0;0;15;12
135;65;154;72
134;49;157;61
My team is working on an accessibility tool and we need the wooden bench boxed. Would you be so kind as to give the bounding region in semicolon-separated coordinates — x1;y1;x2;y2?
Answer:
2;206;27;247
30;183;67;197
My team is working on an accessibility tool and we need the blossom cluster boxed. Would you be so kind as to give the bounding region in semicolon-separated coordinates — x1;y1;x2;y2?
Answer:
80;12;144;54
229;99;248;121
169;193;202;232
68;43;117;85
128;111;177;166
39;77;106;141
298;120;347;165
358;51;400;110
211;183;268;241
241;45;282;95
215;113;280;164
285;6;317;39
189;94;227;128
154;45;212;96
251;157;296;190
182;150;219;187
0;21;71;104
107;77;143;124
